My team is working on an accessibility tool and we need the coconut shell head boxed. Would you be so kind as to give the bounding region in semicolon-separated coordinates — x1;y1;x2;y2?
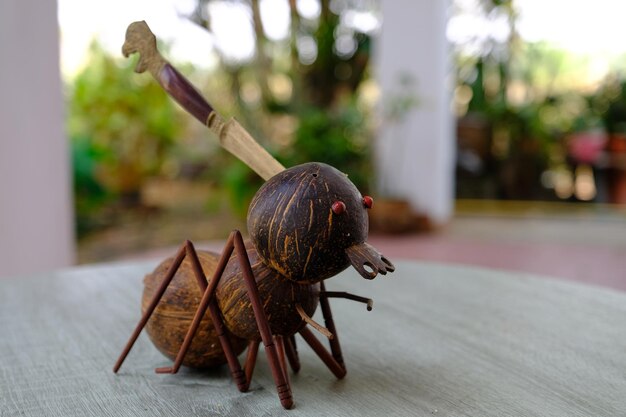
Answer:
248;162;372;282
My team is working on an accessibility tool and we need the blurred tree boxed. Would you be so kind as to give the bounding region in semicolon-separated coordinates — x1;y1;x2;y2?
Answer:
452;0;572;200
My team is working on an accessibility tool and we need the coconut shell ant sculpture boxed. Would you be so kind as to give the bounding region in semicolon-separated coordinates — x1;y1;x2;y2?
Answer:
113;21;395;410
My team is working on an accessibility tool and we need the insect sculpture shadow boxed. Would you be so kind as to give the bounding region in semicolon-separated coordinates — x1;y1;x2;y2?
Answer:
113;21;395;410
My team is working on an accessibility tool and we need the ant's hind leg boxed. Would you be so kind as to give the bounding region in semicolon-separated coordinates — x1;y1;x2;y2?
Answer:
113;243;188;373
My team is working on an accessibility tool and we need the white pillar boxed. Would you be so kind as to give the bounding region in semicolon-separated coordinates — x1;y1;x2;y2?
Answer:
0;0;75;276
374;0;454;224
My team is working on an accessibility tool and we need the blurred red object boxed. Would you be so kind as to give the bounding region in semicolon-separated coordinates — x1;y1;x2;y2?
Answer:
568;131;608;164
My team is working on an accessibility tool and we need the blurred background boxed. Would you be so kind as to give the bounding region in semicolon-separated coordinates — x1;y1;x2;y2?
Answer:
1;0;625;289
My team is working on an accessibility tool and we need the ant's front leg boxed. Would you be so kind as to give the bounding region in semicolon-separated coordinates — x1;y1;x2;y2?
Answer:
295;281;347;379
318;281;346;373
297;282;374;379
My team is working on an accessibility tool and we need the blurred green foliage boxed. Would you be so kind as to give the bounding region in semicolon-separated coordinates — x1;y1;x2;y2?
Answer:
283;103;371;190
189;0;375;212
67;0;626;232
68;42;183;234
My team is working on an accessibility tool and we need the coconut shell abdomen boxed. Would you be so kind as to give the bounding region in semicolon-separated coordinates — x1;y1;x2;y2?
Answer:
142;250;247;369
247;162;368;282
216;245;319;340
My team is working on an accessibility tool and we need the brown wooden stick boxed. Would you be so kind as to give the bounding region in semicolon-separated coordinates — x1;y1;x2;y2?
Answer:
274;335;290;386
113;242;187;373
234;232;293;409
284;335;300;373
185;240;210;291
319;282;345;369
206;301;248;391
320;291;374;311
244;340;260;384
299;326;346;379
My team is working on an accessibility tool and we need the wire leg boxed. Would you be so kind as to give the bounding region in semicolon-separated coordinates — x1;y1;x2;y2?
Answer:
234;232;294;409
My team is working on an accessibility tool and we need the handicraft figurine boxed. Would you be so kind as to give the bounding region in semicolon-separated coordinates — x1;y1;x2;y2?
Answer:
113;21;395;410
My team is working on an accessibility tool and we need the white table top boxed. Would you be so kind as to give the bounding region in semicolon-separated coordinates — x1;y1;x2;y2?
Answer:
1;259;625;416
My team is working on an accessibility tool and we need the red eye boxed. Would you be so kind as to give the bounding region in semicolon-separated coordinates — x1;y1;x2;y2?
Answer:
363;195;373;209
332;201;346;214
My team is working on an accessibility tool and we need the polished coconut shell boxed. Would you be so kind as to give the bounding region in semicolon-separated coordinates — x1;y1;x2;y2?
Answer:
216;244;319;340
247;162;368;282
142;250;247;368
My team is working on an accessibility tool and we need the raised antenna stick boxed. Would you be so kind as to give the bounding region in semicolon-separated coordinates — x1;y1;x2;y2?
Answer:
122;20;285;181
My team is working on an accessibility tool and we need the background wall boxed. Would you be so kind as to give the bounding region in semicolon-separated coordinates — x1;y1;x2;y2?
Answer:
0;0;75;277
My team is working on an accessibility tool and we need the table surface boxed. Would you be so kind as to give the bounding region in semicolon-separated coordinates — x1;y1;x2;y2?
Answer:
1;259;625;417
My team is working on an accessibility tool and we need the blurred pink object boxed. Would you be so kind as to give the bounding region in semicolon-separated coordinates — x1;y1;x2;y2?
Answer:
568;131;607;164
